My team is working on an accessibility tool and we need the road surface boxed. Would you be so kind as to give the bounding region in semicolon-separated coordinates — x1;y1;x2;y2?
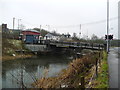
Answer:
108;47;119;89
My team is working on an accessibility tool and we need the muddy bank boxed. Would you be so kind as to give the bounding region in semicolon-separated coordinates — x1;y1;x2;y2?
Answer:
2;54;35;61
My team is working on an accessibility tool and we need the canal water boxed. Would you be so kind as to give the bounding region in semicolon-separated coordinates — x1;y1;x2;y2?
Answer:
2;54;74;88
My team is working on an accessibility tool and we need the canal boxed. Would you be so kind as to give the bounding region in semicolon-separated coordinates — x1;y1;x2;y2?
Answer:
2;54;74;88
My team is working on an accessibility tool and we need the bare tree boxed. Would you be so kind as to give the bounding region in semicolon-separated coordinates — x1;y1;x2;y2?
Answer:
91;34;98;40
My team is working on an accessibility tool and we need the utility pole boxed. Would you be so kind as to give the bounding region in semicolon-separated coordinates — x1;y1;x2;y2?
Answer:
39;25;41;43
40;25;41;33
18;19;21;30
13;17;15;39
18;19;22;40
79;24;81;39
13;17;15;31
107;0;109;53
18;19;19;30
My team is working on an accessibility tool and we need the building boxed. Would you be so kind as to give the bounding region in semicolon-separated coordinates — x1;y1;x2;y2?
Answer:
2;24;9;33
44;33;61;41
21;29;40;43
22;29;40;36
59;34;71;41
2;24;11;38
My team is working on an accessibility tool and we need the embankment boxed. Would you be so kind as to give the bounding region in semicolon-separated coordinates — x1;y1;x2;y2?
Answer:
2;38;34;61
32;51;108;88
89;51;109;88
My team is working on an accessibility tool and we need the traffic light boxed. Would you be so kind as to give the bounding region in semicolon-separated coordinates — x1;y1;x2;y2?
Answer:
105;35;107;40
109;35;113;40
105;35;113;40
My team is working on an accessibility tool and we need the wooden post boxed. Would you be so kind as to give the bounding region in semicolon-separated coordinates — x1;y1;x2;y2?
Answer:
99;52;101;66
95;58;98;77
99;44;100;50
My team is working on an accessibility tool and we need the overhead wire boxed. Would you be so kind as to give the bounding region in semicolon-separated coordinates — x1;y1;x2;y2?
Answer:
20;16;118;29
53;16;118;28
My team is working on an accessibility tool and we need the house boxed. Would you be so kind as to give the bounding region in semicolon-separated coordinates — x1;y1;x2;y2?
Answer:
61;34;71;38
21;29;40;43
59;33;72;41
22;29;40;36
44;33;61;41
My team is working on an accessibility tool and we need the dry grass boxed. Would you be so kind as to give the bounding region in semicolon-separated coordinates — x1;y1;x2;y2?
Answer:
32;52;100;88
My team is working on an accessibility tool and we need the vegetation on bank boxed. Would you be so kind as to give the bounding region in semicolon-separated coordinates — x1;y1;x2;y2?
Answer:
2;38;33;61
31;51;109;88
91;51;109;88
2;38;22;55
32;51;104;88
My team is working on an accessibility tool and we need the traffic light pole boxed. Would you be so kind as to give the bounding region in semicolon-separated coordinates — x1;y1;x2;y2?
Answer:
107;0;109;53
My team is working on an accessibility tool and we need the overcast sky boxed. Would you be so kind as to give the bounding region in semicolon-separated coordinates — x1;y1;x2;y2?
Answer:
0;0;119;39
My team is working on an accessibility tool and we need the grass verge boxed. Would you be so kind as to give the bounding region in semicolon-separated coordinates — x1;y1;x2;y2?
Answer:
92;51;109;88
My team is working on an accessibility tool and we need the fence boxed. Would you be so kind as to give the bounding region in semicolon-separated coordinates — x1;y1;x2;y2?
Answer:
79;52;103;88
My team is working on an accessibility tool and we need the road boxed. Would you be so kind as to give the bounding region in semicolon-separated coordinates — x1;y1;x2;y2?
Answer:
108;47;119;89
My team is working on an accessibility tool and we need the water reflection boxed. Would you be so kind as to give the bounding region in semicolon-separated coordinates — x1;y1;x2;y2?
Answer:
2;54;73;88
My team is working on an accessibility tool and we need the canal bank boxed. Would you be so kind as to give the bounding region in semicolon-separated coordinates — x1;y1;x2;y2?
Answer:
2;45;95;88
88;50;109;88
2;49;108;88
32;51;107;88
2;39;36;61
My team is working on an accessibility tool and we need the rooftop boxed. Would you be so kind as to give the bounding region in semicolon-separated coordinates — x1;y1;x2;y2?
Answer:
22;29;40;33
48;32;61;36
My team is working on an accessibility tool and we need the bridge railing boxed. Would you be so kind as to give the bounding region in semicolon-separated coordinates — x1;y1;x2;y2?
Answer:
37;40;105;50
50;40;105;50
